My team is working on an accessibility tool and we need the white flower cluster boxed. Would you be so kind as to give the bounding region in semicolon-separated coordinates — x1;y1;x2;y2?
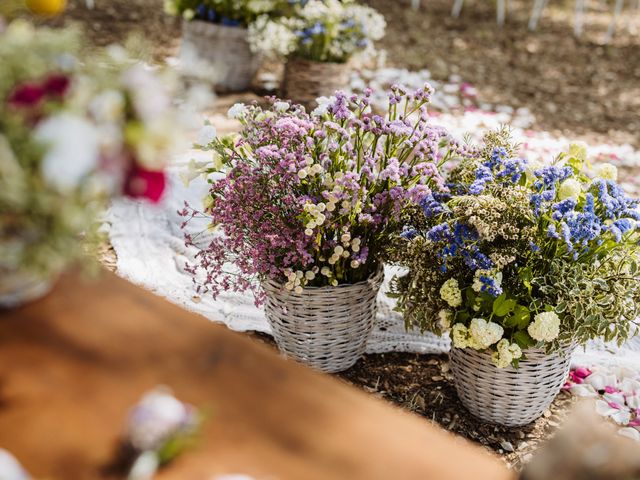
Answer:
248;0;385;62
439;278;462;308
491;339;523;368
283;267;318;293
437;309;453;331
248;15;297;58
195;124;217;147
303;201;327;235
595;162;618;181
558;178;582;201
227;102;248;120
528;311;561;342
297;162;324;180
452;318;504;350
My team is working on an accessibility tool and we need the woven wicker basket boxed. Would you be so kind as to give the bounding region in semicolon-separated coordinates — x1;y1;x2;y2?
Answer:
0;268;55;308
449;346;574;426
180;20;261;92
282;58;350;111
262;268;384;373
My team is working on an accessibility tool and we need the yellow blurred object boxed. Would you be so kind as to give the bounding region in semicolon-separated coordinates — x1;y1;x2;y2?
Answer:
25;0;67;16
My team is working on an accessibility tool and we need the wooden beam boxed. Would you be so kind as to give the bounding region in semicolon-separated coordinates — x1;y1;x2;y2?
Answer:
0;271;513;480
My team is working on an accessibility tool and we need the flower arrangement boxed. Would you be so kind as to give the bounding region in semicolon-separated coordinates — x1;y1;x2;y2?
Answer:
0;21;178;281
389;129;640;368
248;0;386;63
181;84;455;304
164;0;296;27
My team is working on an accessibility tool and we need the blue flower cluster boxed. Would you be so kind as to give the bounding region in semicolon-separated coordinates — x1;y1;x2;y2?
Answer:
476;273;503;296
530;165;574;217
419;192;450;217
296;22;326;44
425;221;493;273
465;147;526;195
544;179;640;259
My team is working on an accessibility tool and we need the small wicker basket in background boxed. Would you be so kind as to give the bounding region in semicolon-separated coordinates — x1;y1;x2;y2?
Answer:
282;58;350;111
262;268;384;373
180;20;261;92
449;346;574;427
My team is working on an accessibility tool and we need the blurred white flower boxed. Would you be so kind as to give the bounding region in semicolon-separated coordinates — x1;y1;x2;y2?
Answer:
0;449;30;480
311;96;336;117
196;125;217;147
274;101;290;112
35;113;100;192
227;103;247;120
595;163;618;181
89;89;126;123
121;64;171;122
127;390;189;452
558;178;582;201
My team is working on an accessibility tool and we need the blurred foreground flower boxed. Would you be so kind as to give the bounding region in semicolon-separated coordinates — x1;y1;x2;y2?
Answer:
25;0;67;16
0;20;185;307
123;388;202;480
0;449;30;480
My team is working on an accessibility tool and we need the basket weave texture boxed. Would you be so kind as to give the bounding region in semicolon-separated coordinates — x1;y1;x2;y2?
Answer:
180;20;261;92
282;58;350;111
449;346;574;426
263;269;384;373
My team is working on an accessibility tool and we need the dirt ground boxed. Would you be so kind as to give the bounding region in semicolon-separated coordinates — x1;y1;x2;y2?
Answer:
42;0;640;147
43;0;640;469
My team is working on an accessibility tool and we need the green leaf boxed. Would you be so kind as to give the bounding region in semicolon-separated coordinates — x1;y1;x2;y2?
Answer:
465;288;476;308
512;305;531;330
493;295;516;317
513;330;535;349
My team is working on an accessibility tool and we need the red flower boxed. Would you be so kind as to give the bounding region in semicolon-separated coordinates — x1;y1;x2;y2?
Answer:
43;74;71;98
124;166;167;203
8;82;45;107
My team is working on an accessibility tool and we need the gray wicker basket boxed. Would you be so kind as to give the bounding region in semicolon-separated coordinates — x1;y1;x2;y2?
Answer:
282;58;350;111
180;19;261;92
449;346;574;427
263;269;384;373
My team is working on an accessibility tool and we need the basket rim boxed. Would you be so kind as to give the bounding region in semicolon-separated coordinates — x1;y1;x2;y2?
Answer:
286;56;350;68
262;265;383;294
450;343;576;361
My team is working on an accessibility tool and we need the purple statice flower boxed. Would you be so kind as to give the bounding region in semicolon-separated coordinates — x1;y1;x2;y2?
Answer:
400;226;418;240
182;88;453;300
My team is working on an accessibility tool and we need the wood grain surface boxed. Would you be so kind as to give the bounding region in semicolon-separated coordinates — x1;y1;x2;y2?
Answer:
0;270;513;480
